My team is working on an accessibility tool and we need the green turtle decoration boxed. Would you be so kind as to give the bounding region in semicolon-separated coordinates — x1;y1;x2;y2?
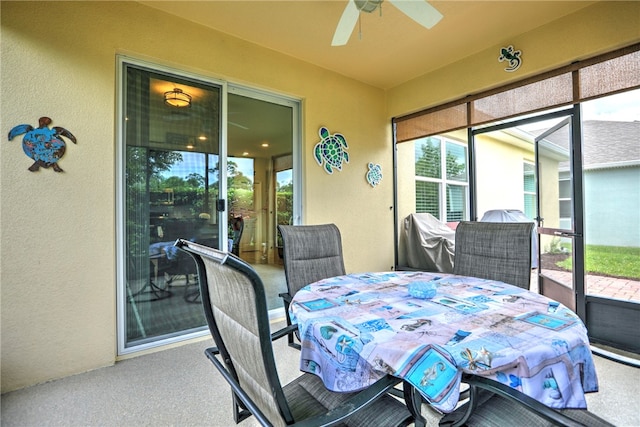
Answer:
366;162;382;187
314;126;349;174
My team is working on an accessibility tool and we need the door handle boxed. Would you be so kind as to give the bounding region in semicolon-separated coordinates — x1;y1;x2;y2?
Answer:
553;230;581;238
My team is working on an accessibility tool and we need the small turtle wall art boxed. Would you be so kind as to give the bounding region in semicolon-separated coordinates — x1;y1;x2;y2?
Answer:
498;45;522;72
8;116;77;172
313;126;349;174
366;162;383;187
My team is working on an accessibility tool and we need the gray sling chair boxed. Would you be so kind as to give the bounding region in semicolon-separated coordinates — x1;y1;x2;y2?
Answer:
453;221;535;290
174;239;414;427
439;373;613;427
278;224;346;349
447;222;612;426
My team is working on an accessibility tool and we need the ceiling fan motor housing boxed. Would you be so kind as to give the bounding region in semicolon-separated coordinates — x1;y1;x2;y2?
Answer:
355;0;383;13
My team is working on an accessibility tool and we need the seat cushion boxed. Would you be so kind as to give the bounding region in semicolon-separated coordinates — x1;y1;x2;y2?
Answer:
284;373;412;427
440;390;614;427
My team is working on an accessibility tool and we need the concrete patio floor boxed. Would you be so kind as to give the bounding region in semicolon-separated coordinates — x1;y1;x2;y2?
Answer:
2;321;639;427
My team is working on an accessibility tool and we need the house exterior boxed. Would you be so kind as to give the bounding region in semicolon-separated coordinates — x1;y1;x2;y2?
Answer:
1;1;638;393
551;120;640;247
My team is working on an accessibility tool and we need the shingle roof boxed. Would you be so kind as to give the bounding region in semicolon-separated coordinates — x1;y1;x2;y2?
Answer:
538;120;639;169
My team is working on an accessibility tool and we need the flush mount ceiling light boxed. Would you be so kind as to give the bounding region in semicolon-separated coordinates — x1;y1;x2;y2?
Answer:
164;88;192;108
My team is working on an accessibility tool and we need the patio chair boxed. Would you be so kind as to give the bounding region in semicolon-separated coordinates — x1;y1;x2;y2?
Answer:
453;221;535;290
439;373;613;427
230;215;244;256
174;239;413;427
278;224;346;349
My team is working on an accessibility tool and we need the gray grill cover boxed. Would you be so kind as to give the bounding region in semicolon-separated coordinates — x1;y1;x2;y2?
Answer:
403;213;455;273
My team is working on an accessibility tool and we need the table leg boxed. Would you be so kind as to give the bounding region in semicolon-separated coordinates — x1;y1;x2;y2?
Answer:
129;258;172;302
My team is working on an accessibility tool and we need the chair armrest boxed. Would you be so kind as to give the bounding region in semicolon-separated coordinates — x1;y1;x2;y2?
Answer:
207;346;406;427
271;324;298;341
279;292;292;302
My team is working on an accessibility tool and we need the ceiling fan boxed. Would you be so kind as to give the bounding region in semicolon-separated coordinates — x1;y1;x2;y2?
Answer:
332;0;442;46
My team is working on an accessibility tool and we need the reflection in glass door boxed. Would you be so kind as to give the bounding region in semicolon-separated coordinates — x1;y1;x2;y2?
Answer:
535;117;581;313
120;61;222;350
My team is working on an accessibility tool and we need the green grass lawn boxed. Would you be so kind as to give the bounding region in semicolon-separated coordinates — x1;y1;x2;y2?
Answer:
556;245;640;280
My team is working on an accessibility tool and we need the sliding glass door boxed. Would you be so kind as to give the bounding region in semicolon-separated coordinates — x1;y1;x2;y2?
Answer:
227;86;298;312
120;61;223;350
117;59;301;354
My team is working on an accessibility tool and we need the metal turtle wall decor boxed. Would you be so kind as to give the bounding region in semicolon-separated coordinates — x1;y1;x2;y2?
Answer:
8;116;77;172
313;126;349;174
366;162;383;187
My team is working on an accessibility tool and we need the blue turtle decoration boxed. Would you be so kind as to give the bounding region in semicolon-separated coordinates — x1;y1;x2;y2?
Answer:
314;127;349;174
8;116;77;172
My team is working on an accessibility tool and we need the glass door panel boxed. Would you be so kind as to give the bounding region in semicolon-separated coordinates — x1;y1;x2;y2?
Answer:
123;64;221;348
275;166;293;259
227;89;296;311
535;117;578;311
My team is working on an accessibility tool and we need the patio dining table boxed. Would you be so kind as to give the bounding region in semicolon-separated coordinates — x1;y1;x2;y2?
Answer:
289;271;599;415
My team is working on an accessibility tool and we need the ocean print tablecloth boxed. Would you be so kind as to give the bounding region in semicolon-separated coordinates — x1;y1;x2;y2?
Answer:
289;271;598;414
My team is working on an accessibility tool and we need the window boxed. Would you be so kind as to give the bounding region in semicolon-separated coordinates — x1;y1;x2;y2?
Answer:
523;161;536;219
414;136;468;221
558;171;572;229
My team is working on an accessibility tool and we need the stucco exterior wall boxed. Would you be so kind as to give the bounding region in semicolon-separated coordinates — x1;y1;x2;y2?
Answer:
474;134;535;220
584;167;640;247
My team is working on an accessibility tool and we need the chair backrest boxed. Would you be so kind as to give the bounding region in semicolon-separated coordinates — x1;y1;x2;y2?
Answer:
453;221;535;289
230;216;244;255
278;224;346;296
175;240;295;426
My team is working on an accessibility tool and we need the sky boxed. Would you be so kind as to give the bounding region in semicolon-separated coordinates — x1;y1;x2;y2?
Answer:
582;89;639;122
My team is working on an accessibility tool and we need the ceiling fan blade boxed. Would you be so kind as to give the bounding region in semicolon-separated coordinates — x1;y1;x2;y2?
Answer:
389;0;443;29
229;121;249;130
332;0;360;46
